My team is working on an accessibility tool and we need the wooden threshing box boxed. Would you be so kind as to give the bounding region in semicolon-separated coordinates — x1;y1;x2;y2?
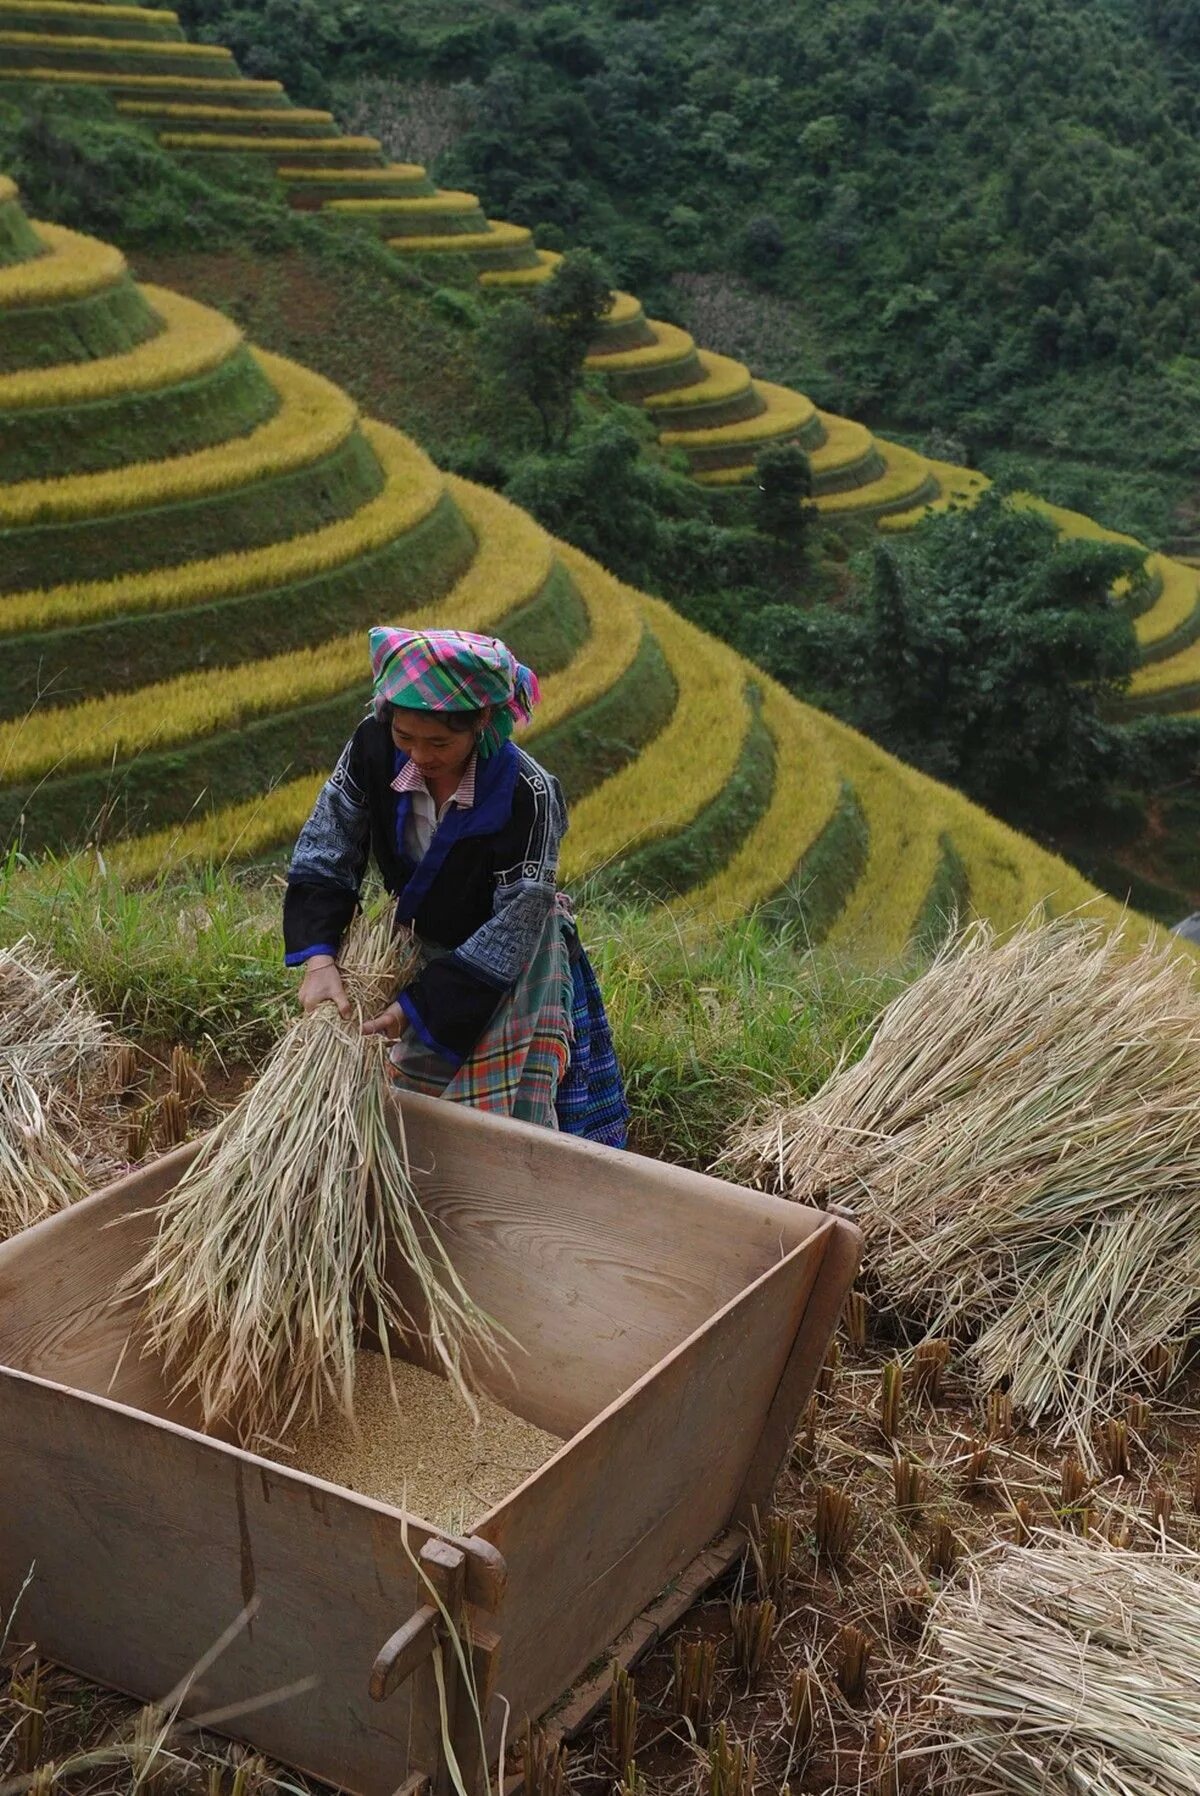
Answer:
0;1091;859;1793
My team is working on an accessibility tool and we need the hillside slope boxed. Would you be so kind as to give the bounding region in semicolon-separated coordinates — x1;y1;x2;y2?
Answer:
0;175;1130;957
0;0;943;521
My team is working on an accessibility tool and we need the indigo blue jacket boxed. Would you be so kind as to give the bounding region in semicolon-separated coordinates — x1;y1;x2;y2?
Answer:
283;716;566;1064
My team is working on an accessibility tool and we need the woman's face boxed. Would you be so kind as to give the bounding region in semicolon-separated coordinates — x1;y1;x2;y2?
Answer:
389;708;478;782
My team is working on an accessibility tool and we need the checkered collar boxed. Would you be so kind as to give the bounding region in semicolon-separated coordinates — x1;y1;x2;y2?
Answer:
390;751;477;809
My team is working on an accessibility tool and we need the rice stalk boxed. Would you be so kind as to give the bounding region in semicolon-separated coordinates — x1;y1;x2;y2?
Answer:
905;1535;1200;1794
0;937;112;1238
127;907;506;1445
672;1636;717;1730
723;917;1200;1460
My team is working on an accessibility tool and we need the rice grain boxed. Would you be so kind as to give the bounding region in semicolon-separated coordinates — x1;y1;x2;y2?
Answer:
287;1350;561;1534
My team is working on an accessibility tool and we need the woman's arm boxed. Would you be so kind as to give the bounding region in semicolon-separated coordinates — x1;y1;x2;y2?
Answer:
284;732;373;1007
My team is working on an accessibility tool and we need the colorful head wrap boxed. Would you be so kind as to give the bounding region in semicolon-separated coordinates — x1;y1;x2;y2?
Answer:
368;626;540;759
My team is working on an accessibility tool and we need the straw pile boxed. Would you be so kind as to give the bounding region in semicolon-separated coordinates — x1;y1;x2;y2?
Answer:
908;1535;1200;1794
0;937;112;1237
723;917;1200;1452
130;908;505;1447
288;1349;560;1532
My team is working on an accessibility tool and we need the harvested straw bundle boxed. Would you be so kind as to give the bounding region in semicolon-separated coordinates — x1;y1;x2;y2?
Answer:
723;918;1200;1453
0;937;112;1237
131;908;504;1446
908;1535;1200;1794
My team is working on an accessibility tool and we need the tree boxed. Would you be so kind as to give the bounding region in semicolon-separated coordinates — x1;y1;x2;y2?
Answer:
752;442;813;547
480;250;613;451
752;491;1142;828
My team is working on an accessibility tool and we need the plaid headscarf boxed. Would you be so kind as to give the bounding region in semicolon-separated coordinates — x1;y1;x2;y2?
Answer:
369;626;540;758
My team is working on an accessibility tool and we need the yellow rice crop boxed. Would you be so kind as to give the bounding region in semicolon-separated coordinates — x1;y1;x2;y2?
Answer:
442;474;556;628
0;350;355;525
326;190;480;215
808;411;875;476
1130;635;1200;697
560;593;745;879
0;173;16;203
1136;554;1200;648
0;632;366;783
478;250;560;287
389;220;531;252
525;541;641;740
1014;492;1141;548
663;378;815;449
878;456;990;531
816;437;935;515
160;132;380;153
0;220;125;306
651;350;752;412
117;101;334;126
692;462;754;487
0;419;442;635
585;319;694;370
673;678;841;924
109;772;328;879
0;66;281;92
0;28;230;53
279;162;427;183
0;286;240;408
604;289;643;326
819;714;948;961
0;0;179;20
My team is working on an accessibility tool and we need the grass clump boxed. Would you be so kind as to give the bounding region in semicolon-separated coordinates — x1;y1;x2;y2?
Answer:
908;1536;1200;1794
583;903;901;1169
726;914;1200;1458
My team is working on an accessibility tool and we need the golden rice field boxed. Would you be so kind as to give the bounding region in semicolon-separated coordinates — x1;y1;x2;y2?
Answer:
0;180;1157;959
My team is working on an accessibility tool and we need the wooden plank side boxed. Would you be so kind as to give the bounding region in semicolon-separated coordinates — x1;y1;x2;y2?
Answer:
475;1223;833;1726
0;1141;203;1416
0;1366;456;1796
734;1214;862;1523
389;1093;825;1440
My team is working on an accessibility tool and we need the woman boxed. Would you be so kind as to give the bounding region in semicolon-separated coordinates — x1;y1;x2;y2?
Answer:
284;625;629;1147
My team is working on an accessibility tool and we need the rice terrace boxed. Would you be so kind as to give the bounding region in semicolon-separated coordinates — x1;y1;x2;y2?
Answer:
4;0;1200;1792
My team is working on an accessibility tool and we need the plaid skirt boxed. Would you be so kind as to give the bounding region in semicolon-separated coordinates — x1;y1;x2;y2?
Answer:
389;902;629;1148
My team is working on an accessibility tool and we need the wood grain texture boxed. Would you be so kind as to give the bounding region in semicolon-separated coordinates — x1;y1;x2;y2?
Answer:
476;1222;834;1730
735;1215;862;1524
0;1365;427;1794
387;1093;830;1441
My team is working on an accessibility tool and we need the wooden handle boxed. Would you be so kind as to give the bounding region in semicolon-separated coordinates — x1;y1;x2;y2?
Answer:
370;1604;440;1702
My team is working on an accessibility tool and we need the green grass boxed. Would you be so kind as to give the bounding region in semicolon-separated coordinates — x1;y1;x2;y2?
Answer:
0;423;383;591
597;686;775;901
0;851;909;1165
762;782;870;944
0;340;278;480
914;831;970;954
0;275;161;369
532;623;676;803
0;490;476;716
0;184;40;261
499;558;589;677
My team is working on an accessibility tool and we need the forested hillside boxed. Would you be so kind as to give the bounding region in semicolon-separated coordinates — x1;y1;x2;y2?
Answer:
177;0;1200;540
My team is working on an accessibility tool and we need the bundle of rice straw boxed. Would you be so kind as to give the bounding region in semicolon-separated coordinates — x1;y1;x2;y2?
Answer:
722;916;1200;1455
905;1535;1200;1794
130;906;504;1446
0;937;112;1237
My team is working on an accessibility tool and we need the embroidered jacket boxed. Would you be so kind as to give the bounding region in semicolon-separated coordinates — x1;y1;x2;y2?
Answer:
283;716;567;1065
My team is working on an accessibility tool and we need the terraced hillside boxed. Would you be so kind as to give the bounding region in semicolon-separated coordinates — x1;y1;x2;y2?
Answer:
882;475;1200;718
0;0;941;522
0;177;1135;957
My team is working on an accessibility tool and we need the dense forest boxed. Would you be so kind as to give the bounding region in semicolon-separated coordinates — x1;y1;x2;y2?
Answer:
176;0;1200;541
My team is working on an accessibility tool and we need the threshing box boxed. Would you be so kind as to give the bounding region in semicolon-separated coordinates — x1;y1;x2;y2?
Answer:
0;1090;859;1793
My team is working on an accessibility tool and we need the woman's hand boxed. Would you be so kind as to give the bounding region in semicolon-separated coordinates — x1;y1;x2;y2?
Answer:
298;955;352;1020
362;1001;405;1040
